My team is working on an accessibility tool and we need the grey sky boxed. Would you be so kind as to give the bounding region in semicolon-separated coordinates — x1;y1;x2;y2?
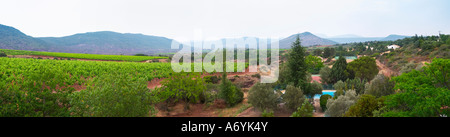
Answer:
0;0;449;41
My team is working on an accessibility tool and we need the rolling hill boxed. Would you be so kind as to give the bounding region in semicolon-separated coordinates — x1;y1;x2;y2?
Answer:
38;31;176;55
0;24;177;55
278;32;338;49
0;24;49;51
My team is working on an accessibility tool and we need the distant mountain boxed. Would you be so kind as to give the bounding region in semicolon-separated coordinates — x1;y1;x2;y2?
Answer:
327;34;410;43
39;31;176;55
380;34;409;41
327;37;384;43
0;24;49;51
0;24;178;55
279;32;338;49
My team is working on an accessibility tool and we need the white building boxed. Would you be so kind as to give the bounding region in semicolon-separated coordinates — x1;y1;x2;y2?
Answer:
387;45;400;50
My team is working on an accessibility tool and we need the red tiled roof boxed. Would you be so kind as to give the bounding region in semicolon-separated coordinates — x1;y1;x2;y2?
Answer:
311;76;321;83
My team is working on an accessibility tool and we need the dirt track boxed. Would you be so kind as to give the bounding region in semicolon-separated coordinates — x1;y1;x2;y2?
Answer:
376;59;396;77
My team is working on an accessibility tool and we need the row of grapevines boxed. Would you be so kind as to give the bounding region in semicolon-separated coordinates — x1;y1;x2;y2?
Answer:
0;49;168;62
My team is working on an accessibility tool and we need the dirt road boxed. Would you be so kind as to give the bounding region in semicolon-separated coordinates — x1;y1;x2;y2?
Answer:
376;59;396;77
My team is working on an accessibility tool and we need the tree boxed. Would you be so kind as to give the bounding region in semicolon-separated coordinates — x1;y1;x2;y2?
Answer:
219;73;244;107
248;83;279;111
344;94;384;117
305;55;325;74
330;56;349;84
283;85;306;111
319;66;332;84
380;58;450;117
365;74;395;97
325;90;358;117
320;94;332;111
313;49;323;56
330;48;336;58
306;81;323;101
333;80;345;97
347;56;379;81
287;35;308;90
345;78;367;95
323;47;331;58
291;99;314;117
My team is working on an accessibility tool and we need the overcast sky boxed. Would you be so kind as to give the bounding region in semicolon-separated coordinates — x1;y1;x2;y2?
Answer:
1;0;449;41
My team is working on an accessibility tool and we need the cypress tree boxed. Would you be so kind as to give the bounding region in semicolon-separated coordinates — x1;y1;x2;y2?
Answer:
287;35;308;90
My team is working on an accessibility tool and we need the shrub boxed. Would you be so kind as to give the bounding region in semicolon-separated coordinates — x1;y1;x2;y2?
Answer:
219;73;244;107
251;73;261;79
0;52;7;57
291;99;314;117
283;85;306;111
261;110;274;117
320;94;332;111
325;90;358;117
70;73;157;117
248;83;278;111
344;94;384;117
155;72;206;107
134;53;147;56
204;75;221;84
365;74;395;97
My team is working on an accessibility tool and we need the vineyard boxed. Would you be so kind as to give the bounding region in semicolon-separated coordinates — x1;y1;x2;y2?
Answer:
0;57;174;116
0;49;168;62
0;56;253;116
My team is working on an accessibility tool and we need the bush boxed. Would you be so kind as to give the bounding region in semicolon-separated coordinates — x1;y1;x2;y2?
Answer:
261;110;274;117
248;83;278;111
320;94;332;111
155;72;206;107
283;85;306;111
344;94;384;117
365;74;395;97
0;52;7;57
251;73;261;79
204;75;221;84
219;73;244;107
70;73;157;117
291;99;314;117
325;90;358;117
134;54;147;56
